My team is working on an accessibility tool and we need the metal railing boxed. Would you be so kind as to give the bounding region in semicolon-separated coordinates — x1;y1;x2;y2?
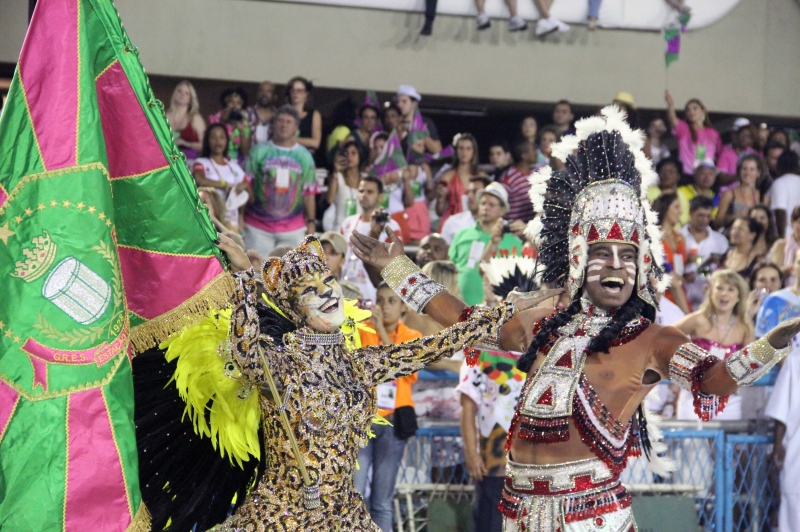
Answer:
392;421;778;532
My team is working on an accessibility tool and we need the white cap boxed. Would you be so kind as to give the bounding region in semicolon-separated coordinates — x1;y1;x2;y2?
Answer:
732;117;750;132
476;182;510;210
397;84;422;102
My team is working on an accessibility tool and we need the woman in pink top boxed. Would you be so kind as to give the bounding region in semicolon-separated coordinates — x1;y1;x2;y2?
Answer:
665;90;722;177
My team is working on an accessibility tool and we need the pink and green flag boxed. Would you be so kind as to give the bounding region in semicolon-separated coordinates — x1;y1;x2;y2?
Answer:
373;128;408;177
0;0;233;530
664;11;691;67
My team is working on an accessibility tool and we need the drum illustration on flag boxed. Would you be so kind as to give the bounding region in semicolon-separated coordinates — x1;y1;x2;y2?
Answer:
42;257;111;325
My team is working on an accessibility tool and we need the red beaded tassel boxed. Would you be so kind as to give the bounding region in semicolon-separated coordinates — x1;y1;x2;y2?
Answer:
691;356;730;421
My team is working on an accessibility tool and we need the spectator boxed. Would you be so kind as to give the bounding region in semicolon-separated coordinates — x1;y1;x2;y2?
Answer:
749;204;779;257
421;0;437;35
449;183;523;305
654;193;692;313
382;103;402;133
395;85;443;155
368;131;389;167
488;140;513;181
284;76;322;152
611;91;639;128
348;102;381;164
326;140;364;231
536;125;561;168
340;176;403;303
325;97;358;164
401;165;434;245
192;124;248;229
475;0;528;31
319;231;347;280
761;251;800;531
665;90;722;178
244;105;316;256
439;176;489;244
354;283;422;532
643;116;670;166
768;128;791;150
415;233;450;268
716;119;756;184
647;157;681;203
436;133;488;227
587;0;602;30
198;187;237;233
722;217;764;279
499;140;537;224
674;269;754;421
746;263;784;322
681;195;730;309
677;160;718;226
519;116;538;147
166;80;205;163
208;87;251;163
533;0;570;36
715;154;762;231
457;344;526;532
765;141;785;173
550;99;575;137
247;81;276;147
769;150;800;238
769;206;800;286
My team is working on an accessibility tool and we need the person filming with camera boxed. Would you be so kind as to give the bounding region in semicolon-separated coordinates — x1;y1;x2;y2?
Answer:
340;176;403;303
449;182;523;306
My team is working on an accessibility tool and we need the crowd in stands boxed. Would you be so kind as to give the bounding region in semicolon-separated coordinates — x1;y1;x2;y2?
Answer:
168;75;800;531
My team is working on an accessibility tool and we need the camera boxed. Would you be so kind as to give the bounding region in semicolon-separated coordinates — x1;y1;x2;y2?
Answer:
227;109;243;123
375;212;390;224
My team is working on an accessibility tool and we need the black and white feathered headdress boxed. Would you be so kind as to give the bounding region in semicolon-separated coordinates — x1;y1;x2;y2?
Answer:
525;105;669;312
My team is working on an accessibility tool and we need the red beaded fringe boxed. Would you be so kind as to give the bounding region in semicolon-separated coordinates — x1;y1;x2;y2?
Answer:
563;482;631;523
691;356;730;421
516;414;571;444
499;484;522;520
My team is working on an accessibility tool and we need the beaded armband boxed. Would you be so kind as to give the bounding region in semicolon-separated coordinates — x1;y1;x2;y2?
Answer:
381;255;446;314
669;343;728;421
725;336;790;386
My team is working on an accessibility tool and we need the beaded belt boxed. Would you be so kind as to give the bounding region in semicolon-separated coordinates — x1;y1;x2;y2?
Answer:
500;458;632;529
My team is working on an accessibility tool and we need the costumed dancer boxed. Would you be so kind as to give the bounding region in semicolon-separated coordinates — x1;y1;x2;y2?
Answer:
137;235;517;531
349;105;800;532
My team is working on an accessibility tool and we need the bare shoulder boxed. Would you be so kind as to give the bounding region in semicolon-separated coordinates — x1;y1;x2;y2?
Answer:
672;310;706;336
439;169;455;182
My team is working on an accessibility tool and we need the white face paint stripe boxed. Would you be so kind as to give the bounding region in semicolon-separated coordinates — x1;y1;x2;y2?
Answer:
612;245;621;269
587;264;604;272
586;275;601;283
587;259;606;266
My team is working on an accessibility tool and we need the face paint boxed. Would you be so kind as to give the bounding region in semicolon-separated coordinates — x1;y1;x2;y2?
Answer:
583;243;638;309
290;271;346;333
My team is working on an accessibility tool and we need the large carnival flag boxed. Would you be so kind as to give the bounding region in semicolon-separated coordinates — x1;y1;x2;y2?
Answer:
0;0;233;530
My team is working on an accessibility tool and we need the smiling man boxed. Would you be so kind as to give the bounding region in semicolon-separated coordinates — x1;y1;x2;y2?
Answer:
350;107;800;532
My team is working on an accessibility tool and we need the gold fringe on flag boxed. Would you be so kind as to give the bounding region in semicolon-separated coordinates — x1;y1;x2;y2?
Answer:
125;502;152;532
129;271;236;354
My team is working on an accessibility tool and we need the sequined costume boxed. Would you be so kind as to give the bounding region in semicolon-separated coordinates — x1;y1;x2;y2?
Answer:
377;107;791;532
212;268;517;531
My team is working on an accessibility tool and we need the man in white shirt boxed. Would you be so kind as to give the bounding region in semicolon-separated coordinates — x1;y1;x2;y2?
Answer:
340;176;402;303
439;176;490;244
769;151;800;238
680;196;729;309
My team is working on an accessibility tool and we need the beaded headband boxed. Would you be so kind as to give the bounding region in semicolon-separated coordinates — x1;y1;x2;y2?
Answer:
261;235;330;323
525;105;669;311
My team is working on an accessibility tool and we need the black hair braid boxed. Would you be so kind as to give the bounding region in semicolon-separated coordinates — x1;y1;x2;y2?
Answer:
586;296;649;354
517;298;582;373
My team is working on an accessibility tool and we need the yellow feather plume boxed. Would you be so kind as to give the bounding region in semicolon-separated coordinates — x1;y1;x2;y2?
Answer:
160;309;261;469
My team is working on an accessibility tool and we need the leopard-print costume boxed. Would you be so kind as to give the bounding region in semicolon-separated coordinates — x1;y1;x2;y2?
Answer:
212;269;517;532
